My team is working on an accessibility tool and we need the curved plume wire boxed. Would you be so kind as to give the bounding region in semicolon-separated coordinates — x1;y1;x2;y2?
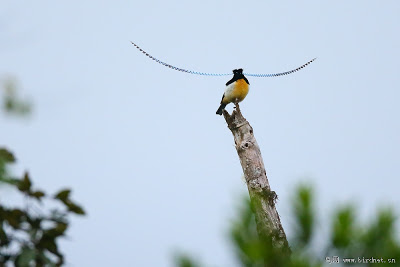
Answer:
131;41;316;77
244;58;316;77
131;41;231;76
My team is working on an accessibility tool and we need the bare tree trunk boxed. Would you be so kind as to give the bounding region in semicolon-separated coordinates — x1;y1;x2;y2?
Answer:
223;104;290;254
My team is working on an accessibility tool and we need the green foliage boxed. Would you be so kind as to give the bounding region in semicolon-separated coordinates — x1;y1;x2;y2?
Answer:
329;205;400;265
174;253;201;267
230;198;265;267
232;199;287;267
0;147;85;266
175;185;400;267
1;77;32;116
292;184;314;248
331;206;357;250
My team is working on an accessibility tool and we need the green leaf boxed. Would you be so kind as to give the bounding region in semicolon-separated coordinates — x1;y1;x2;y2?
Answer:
27;217;42;230
17;172;32;192
37;235;64;265
38;235;59;256
30;190;45;200
174;253;201;267
0;148;16;163
2;78;32;116
46;222;68;237
292;184;314;247
54;189;71;202
36;251;57;267
0;223;10;245
16;247;36;266
65;201;85;215
361;208;398;257
54;189;85;215
0;177;21;186
5;208;25;229
331;206;356;250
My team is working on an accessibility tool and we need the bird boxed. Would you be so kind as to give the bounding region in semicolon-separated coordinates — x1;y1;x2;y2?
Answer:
216;69;249;115
130;41;316;114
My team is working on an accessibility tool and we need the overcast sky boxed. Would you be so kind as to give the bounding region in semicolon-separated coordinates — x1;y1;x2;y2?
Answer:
1;1;399;266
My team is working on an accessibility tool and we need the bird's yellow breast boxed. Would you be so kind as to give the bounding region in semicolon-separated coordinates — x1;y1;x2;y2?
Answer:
222;79;249;104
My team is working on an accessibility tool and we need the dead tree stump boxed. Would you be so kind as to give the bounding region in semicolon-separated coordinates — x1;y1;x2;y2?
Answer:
223;104;290;254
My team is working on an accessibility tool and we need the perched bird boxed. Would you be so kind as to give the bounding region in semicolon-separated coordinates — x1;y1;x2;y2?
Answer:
130;42;316;114
216;69;249;115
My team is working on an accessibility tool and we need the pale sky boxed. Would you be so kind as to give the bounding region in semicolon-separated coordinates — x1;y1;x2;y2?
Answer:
1;1;399;266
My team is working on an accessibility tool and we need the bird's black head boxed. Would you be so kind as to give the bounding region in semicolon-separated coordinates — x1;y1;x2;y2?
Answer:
232;68;243;75
226;68;249;86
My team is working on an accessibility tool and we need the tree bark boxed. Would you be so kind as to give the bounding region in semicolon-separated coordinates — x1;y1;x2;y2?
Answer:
223;104;290;253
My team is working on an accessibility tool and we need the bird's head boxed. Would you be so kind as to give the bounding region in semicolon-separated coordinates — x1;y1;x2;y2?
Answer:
232;68;243;75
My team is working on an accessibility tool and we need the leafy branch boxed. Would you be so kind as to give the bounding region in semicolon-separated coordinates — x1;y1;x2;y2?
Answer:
0;148;85;266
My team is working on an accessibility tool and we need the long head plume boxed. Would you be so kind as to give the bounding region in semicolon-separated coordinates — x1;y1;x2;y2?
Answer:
131;41;316;77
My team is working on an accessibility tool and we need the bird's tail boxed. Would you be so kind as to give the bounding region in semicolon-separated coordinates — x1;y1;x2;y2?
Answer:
216;104;226;115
